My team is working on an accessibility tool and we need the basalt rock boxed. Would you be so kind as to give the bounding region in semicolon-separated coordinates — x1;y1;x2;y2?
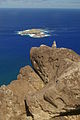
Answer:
0;66;44;120
30;45;80;84
0;42;80;120
0;85;27;120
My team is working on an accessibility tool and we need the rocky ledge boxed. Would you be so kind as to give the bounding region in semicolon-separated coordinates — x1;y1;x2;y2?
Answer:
0;41;80;120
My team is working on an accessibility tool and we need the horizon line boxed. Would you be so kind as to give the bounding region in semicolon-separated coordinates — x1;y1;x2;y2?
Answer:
0;7;80;9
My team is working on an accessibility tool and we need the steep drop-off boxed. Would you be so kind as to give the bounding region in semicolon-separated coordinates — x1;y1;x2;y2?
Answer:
0;42;80;120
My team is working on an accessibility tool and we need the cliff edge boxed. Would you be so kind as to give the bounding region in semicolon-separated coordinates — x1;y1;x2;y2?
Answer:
0;42;80;120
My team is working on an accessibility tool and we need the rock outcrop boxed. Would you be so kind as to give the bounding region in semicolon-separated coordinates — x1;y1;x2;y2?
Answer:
0;42;80;120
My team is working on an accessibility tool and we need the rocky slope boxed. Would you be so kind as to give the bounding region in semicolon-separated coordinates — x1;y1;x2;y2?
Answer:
0;42;80;120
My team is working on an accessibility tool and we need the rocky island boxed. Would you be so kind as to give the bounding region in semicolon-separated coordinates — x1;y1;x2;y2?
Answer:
18;29;50;38
0;41;80;120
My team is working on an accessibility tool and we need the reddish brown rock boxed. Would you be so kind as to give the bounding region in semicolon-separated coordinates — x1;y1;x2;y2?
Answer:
0;85;27;120
0;65;44;120
0;43;80;120
25;44;80;120
17;65;44;90
30;45;80;84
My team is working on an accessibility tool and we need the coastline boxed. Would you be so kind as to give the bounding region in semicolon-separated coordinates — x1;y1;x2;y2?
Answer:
18;28;50;38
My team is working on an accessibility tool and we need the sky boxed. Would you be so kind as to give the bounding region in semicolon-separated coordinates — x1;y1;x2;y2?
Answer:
0;0;80;9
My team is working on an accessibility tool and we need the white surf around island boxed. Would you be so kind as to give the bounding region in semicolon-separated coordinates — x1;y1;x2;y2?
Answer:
17;29;50;38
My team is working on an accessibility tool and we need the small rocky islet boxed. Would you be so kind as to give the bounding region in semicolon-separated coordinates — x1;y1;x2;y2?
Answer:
18;28;50;38
0;41;80;120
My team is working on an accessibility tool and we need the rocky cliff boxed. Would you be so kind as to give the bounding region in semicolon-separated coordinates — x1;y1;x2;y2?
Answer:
0;42;80;120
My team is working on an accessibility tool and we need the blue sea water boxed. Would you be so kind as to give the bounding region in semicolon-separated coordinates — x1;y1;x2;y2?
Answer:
0;8;80;86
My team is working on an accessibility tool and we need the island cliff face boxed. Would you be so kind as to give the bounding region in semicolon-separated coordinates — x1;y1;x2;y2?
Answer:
0;43;80;120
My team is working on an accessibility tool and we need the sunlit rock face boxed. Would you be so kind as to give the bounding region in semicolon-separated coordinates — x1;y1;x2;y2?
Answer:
0;42;80;120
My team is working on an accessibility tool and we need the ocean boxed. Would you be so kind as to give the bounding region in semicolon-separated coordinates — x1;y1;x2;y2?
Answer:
0;8;80;86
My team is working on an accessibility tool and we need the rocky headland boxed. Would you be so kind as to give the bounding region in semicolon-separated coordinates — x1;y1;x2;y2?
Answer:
0;41;80;120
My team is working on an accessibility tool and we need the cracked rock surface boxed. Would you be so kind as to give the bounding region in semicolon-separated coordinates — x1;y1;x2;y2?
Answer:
0;43;80;120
